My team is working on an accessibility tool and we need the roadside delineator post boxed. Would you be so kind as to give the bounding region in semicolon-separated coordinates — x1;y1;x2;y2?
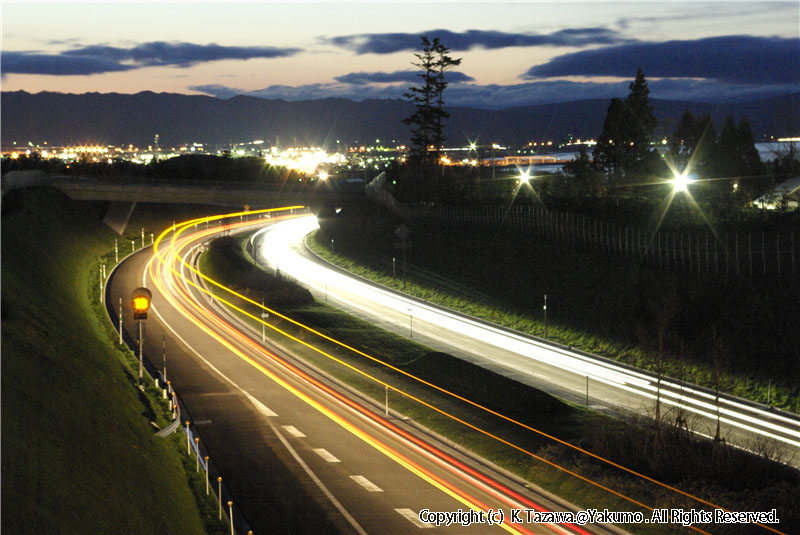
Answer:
218;477;223;519
204;456;209;494
118;298;123;345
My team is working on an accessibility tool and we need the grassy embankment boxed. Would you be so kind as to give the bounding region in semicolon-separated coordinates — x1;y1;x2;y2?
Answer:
199;232;800;535
1;187;225;534
310;200;800;412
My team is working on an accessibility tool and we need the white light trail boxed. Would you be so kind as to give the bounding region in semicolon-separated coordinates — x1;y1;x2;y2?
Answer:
257;216;800;451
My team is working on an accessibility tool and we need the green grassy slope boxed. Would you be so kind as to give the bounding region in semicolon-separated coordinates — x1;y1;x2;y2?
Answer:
1;187;206;534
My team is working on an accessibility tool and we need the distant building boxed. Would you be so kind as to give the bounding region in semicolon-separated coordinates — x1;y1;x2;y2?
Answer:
752;176;800;210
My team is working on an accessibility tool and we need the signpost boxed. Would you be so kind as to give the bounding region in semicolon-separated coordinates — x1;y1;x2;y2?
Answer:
260;298;269;343
543;294;548;338
394;224;410;290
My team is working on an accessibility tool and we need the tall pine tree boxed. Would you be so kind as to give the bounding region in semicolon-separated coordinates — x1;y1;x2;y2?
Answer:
403;36;461;166
594;67;660;186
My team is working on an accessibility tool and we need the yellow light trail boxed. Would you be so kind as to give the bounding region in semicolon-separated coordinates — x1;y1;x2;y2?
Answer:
178;232;744;533
150;211;540;535
163;212;739;534
152;208;786;535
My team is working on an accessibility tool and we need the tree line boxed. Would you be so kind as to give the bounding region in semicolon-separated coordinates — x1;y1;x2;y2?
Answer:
580;67;777;202
396;38;796;215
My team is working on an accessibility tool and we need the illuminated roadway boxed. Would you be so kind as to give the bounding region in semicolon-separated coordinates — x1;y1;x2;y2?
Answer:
253;216;800;464
110;208;620;535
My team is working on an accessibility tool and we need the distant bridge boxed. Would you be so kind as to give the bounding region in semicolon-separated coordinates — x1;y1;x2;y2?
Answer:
52;176;357;206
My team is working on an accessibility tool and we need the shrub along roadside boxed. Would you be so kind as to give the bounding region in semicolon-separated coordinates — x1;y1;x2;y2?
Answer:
199;231;800;535
1;187;224;535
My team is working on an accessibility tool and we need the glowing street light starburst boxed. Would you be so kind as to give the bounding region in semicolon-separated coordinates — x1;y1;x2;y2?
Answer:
649;156;718;242
672;172;691;192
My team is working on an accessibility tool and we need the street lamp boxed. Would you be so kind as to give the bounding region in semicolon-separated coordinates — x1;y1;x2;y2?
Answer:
672;172;691;193
408;308;414;338
131;287;152;386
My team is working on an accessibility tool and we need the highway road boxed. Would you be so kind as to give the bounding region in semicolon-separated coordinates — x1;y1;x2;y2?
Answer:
109;207;621;535
253;216;800;463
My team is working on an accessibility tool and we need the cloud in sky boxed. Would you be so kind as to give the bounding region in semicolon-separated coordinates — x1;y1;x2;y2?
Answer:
334;70;475;85
2;51;136;75
524;36;800;84
191;77;798;109
62;41;301;67
3;41;302;75
324;28;633;55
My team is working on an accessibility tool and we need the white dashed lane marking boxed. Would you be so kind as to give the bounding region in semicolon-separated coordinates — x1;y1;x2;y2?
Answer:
395;508;434;529
349;475;383;492
313;448;340;463
282;425;306;438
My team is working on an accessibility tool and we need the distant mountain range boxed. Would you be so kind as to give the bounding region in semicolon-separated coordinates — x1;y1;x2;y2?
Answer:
2;90;798;149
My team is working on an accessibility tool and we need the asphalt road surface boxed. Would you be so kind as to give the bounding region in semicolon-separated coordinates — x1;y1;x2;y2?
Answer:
108;209;621;535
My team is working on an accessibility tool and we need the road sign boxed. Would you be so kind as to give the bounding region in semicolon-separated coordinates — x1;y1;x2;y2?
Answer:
394;224;410;239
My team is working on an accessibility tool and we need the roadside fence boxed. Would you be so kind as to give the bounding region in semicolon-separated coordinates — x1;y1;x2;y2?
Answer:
368;189;798;278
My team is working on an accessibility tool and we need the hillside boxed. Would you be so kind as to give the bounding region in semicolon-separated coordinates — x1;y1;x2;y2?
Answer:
1;187;206;534
2;90;797;148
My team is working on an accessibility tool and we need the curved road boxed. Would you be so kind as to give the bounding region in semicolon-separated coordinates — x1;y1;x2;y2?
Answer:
253;216;800;461
108;208;618;535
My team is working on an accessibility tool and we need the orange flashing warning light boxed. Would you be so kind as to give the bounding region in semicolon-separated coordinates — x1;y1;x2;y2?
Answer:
131;287;152;319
